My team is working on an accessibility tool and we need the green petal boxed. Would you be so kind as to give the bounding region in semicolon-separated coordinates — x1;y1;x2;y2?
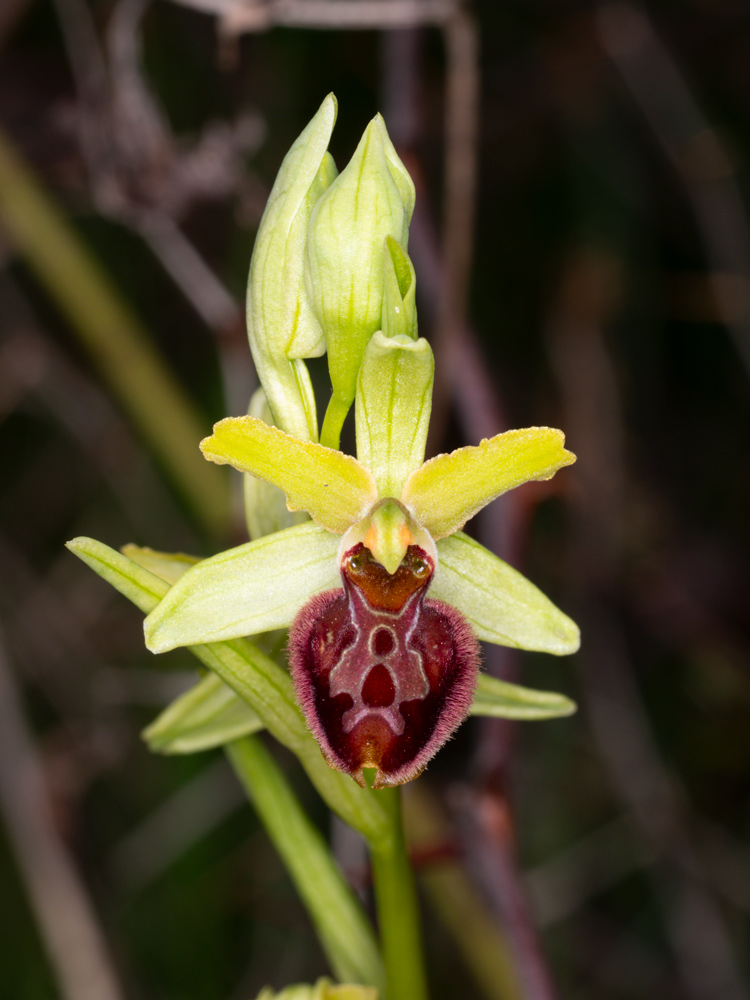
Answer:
144;523;340;653
144;672;264;754
201;416;377;534
355;332;433;498
432;532;580;654
402;427;576;539
470;673;576;720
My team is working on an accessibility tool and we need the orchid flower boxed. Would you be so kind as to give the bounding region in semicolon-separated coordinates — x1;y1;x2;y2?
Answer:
70;94;579;794
141;323;577;787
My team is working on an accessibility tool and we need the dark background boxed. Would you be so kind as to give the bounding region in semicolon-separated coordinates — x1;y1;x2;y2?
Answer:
1;1;749;998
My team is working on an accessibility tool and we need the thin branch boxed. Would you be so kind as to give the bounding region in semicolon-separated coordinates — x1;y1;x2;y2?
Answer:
440;7;480;333
597;1;750;380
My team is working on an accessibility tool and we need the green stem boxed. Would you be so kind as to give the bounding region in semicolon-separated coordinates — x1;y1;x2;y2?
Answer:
370;788;428;1000
226;737;385;993
320;394;351;451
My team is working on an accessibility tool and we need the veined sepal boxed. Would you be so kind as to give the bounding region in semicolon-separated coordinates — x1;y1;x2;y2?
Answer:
143;522;341;654
432;532;580;655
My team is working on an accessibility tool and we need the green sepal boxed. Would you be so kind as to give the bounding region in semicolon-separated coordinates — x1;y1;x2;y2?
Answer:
243;388;310;540
470;673;576;720
144;672;264;754
143;523;341;654
432;532;580;655
381;237;417;341
402;427;576;540
66;537;389;844
355;333;433;498
229;739;385;994
201;416;377;534
307;114;413;426
247;93;338;441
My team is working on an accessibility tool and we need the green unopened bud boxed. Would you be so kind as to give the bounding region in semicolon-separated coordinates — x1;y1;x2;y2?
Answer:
243;388;309;539
356;332;433;497
308;115;415;448
255;979;378;1000
247;94;338;441
381;236;417;340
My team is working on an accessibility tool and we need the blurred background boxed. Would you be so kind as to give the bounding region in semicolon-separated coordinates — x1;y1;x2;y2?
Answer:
1;1;749;998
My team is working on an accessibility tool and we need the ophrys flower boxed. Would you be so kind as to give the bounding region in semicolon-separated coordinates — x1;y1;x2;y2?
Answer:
143;329;577;787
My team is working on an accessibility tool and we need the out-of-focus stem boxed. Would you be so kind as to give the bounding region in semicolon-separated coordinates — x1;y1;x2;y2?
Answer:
403;783;524;1000
0;127;230;537
370;787;428;1000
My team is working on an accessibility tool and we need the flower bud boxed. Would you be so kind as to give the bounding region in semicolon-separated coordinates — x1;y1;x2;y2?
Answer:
307;115;415;446
247;94;338;441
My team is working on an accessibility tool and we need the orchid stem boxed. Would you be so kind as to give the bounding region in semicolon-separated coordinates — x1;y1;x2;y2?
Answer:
370;787;428;1000
320;395;350;451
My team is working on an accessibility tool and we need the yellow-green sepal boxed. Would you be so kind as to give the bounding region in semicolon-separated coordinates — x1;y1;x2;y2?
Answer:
470;673;576;720
248;93;338;441
307;115;414;442
355;332;433;498
144;672;264;754
402;427;576;539
143;523;340;653
381;237;417;340
432;532;580;655
201;416;377;533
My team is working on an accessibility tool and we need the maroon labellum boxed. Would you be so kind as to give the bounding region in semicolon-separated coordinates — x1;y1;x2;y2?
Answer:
289;542;480;787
